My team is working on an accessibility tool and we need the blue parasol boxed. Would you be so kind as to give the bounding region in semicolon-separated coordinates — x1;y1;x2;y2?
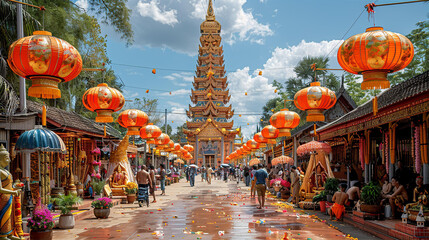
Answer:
16;125;67;153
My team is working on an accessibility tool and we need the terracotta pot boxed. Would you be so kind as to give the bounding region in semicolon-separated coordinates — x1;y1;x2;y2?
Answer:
360;204;381;214
319;201;327;213
127;194;136;204
30;229;53;240
58;214;75;229
408;210;429;221
94;208;110;219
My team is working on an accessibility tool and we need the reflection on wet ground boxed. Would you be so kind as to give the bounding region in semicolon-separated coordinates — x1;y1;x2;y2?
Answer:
76;183;352;239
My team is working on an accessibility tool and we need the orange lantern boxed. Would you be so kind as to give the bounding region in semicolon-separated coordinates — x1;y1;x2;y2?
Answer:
242;145;251;153
236;148;243;156
155;133;170;147
140;123;162;142
294;82;336;122
180;147;188;156
8;31;82;99
254;132;268;148
117;109;148;135
165;140;175;152
82;83;125;122
270;109;300;137
246;139;260;150
173;143;181;152
338;26;414;90
261;125;279;144
184;144;194;152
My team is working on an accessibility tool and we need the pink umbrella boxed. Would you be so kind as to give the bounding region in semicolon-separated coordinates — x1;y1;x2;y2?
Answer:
297;141;332;156
272;155;293;165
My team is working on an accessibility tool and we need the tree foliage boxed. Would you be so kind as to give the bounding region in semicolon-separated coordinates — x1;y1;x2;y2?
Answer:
389;18;429;85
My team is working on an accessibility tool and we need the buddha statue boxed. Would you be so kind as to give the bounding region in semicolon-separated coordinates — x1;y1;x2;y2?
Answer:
110;165;128;189
0;144;21;240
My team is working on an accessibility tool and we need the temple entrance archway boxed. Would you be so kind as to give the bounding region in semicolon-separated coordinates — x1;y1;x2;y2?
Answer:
204;155;215;167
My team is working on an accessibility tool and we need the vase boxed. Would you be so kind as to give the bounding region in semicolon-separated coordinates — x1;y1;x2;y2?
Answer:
94;208;110;219
360;204;381;214
30;229;53;240
319;201;327;213
58;214;75;229
127;194;136;204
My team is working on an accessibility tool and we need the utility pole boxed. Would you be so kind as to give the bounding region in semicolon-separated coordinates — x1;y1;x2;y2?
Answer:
17;3;27;114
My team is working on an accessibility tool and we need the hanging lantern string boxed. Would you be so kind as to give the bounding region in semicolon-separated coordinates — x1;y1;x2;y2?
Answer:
364;0;429;9
7;0;45;10
365;3;376;26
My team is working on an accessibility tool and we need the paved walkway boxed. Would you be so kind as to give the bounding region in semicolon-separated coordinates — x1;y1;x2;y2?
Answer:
53;178;380;239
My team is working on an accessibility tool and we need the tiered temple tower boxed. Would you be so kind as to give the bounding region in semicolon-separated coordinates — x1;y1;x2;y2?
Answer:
184;0;239;167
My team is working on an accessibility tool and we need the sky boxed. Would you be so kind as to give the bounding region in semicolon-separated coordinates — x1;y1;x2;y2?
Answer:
77;0;428;139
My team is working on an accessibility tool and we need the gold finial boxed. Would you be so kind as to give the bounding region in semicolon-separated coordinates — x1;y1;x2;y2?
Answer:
206;0;215;20
0;144;8;156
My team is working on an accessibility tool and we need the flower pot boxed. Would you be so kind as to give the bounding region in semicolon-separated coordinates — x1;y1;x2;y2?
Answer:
94;208;110;219
360;204;381;214
319;201;327;213
127;194;136;204
58;214;75;229
30;229;53;240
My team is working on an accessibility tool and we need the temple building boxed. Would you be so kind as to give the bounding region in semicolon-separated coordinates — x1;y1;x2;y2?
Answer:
183;0;239;167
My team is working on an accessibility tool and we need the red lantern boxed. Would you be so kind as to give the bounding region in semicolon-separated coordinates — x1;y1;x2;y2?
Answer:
236;148;243;156
246;139;260;150
117;109;148;135
8;31;82;99
270;109;300;137
140;123;162;142
242;144;251;154
164;140;175;152
261;125;279;144
338;26;414;90
254;132;267;148
155;133;170;147
294;82;336;122
82;83;124;122
173;143;181;152
184;144;194;152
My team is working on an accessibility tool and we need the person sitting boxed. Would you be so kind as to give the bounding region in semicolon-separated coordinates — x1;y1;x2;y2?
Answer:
381;174;393;198
328;183;348;221
346;182;361;208
386;177;408;217
413;176;428;202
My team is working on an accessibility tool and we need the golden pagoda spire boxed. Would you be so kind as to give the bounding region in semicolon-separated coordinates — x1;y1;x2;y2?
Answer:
206;0;215;21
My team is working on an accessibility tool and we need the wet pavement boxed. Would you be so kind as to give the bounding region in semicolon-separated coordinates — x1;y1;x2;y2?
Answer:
53;180;376;239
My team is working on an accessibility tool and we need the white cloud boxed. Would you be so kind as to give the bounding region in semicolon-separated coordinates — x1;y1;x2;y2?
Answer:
126;0;272;55
122;89;139;100
137;0;179;26
228;39;342;138
75;0;88;11
170;107;189;128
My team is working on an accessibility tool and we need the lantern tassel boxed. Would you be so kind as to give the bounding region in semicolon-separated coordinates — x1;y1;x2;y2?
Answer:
104;125;107;137
42;105;47;126
372;96;378;116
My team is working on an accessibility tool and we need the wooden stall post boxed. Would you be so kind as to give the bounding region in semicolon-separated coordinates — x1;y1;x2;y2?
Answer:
422;113;429;184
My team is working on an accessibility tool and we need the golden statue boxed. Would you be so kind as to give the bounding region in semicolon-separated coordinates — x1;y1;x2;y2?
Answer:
0;145;22;240
110;165;128;188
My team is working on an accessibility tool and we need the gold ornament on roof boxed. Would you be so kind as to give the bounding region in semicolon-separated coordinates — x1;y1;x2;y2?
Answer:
110;135;130;163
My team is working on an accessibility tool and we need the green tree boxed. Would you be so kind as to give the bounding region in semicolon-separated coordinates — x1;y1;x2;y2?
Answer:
125;98;162;125
389;18;429;85
160;124;172;135
171;123;187;143
259;97;281;128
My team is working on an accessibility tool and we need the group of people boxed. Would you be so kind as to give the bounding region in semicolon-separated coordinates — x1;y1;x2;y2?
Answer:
135;164;166;207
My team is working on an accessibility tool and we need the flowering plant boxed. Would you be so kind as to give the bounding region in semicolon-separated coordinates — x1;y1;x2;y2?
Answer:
91;197;113;209
27;205;54;231
125;182;138;194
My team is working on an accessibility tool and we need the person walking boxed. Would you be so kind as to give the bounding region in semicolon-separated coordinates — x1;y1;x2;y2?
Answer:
185;166;189;182
250;165;257;197
243;165;250;187
136;165;152;207
290;166;301;205
236;166;241;184
149;165;157;203
207;165;213;184
189;166;196;187
201;165;207;182
159;164;166;196
254;164;269;209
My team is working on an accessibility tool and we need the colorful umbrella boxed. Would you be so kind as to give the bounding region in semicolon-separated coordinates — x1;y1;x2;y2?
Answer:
249;158;260;166
272;155;293;165
16;126;66;153
296;141;332;156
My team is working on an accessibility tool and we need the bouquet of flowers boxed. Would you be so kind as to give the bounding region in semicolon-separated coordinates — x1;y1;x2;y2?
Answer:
27;204;54;231
91;197;113;209
125;182;138;195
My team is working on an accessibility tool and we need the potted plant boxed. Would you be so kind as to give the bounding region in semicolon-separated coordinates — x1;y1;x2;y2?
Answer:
360;181;382;214
54;194;82;229
125;182;138;204
91;180;105;198
313;191;327;213
27;205;54;240
324;178;339;202
91;197;113;219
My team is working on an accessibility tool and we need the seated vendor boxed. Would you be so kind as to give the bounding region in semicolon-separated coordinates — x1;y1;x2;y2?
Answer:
346;182;361;208
381;174;393;198
386;177;408;217
328;183;348;221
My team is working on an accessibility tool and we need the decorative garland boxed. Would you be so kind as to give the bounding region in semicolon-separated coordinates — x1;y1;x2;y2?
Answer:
359;137;365;170
414;124;421;174
384;131;389;173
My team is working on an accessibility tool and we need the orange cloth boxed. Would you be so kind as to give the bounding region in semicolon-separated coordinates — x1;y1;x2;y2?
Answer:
331;203;345;220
